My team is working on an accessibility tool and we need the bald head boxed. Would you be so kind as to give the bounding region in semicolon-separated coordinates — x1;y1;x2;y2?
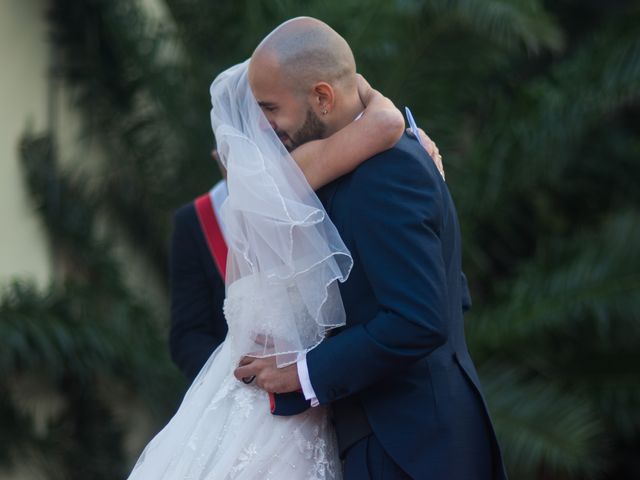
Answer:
252;17;356;94
248;18;362;147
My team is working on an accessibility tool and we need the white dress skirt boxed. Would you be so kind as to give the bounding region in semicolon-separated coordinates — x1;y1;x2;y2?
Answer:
127;276;341;480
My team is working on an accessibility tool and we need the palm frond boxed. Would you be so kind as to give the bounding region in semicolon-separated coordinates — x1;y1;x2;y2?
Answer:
462;21;640;216
469;211;640;354
0;276;183;477
423;0;565;53
481;365;605;479
0;279;182;406
47;0;217;277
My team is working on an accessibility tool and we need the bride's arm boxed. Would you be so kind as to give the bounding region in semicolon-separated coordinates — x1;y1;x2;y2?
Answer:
291;75;405;191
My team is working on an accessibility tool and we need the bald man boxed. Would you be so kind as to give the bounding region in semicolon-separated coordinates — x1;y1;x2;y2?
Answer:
237;17;507;480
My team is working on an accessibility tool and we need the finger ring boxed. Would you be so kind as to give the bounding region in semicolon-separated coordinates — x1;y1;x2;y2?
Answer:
242;375;256;384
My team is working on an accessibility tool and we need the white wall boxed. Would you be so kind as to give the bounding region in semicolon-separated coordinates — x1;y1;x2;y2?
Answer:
0;2;168;476
0;0;169;306
0;0;54;287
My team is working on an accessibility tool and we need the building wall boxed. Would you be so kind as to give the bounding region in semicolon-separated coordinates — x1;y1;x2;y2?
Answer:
0;1;169;477
0;0;54;288
0;0;169;300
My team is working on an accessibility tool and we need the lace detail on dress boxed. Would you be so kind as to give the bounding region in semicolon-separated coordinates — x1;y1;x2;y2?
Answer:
223;276;334;368
229;443;258;478
294;420;337;480
128;282;341;480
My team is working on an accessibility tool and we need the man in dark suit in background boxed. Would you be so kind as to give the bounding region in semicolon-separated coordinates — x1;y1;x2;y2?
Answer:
168;151;228;381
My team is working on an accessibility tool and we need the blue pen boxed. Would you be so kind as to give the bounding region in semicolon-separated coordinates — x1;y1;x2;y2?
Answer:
404;106;426;149
405;106;445;180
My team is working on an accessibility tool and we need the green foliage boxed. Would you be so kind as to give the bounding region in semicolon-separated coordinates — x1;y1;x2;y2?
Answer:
3;0;639;478
481;365;604;479
0;275;183;478
0;133;183;477
469;212;640;476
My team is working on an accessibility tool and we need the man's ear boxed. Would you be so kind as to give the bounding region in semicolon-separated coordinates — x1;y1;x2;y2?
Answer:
312;82;335;115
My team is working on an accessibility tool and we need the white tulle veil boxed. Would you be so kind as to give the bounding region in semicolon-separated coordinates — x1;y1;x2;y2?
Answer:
210;59;353;367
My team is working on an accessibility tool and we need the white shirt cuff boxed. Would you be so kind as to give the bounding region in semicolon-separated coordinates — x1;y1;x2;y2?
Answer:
297;353;319;407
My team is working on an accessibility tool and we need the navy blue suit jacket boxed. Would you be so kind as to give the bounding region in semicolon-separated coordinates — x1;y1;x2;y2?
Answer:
169;202;227;381
308;133;507;479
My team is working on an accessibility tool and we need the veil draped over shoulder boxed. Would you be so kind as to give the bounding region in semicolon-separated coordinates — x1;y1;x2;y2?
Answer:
126;60;346;480
210;59;353;367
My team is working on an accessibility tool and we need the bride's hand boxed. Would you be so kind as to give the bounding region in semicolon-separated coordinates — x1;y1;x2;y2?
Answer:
357;75;444;179
407;127;445;180
356;73;374;108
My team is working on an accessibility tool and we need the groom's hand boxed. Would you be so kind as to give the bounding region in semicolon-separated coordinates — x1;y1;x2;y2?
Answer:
233;356;302;394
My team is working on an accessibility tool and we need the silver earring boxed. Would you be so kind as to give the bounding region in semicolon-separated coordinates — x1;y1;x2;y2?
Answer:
321;109;328;115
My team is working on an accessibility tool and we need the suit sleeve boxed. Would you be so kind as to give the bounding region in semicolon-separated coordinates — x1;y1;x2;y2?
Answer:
306;150;449;404
169;206;227;381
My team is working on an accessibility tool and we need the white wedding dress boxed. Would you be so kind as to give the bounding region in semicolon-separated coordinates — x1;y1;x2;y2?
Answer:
128;58;351;479
127;276;341;480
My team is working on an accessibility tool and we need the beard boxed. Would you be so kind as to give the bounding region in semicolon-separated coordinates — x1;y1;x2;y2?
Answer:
282;109;326;152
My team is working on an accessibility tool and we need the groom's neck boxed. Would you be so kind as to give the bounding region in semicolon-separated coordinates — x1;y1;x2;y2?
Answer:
324;92;363;137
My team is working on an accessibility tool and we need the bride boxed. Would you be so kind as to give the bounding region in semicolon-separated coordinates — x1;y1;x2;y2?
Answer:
127;58;439;479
